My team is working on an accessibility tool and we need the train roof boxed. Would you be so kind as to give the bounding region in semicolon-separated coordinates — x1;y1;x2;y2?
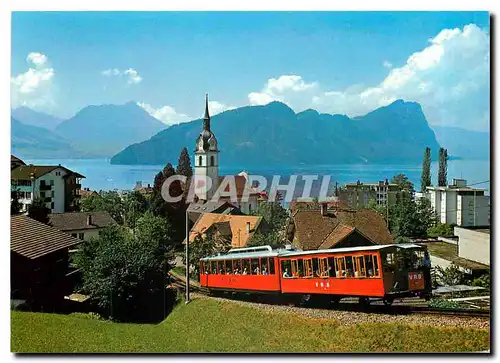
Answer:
200;243;424;261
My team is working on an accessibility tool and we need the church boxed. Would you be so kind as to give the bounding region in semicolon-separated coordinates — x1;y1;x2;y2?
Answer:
191;95;265;215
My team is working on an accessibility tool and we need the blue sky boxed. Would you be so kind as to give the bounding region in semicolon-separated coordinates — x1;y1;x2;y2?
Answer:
11;11;490;131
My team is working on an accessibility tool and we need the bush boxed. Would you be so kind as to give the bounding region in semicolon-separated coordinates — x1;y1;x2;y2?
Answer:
433;263;469;286
427;223;455;238
472;273;490;289
428;298;461;309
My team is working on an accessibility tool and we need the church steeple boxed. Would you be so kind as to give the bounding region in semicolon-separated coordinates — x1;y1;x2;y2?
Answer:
203;93;210;131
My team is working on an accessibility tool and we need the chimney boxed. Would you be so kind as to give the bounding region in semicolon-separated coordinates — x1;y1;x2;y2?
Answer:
246;222;251;233
87;214;92;226
321;202;327;216
147;183;151;188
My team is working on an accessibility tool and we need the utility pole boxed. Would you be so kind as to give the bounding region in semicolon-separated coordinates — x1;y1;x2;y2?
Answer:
185;210;190;304
473;190;476;226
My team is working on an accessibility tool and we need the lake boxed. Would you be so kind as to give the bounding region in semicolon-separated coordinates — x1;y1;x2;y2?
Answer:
22;158;490;196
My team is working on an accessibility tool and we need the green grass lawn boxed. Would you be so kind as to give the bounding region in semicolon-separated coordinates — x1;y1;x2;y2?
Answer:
11;297;489;353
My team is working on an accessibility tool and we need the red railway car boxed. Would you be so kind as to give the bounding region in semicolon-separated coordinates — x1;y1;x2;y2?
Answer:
199;244;432;305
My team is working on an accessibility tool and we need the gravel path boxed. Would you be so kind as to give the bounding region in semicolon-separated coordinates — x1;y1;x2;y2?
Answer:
192;293;490;330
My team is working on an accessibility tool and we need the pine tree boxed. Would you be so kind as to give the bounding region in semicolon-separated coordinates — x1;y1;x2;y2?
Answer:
438;147;448;186
176;147;193;179
176;147;193;198
420;147;431;192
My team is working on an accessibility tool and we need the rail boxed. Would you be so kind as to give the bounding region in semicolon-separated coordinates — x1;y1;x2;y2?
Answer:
167;271;490;318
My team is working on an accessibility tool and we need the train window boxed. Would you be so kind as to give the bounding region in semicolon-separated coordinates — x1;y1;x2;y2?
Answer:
211;261;217;274
281;259;291;277
216;261;223;274
344;256;354;277
224;260;232;274
354;256;366;277
383;252;396;272
303;259;313;278
261;258;269;275
269;258;275;274
251;259;260;274
364;255;374;277
313;258;320;277
335;257;345;277
328;257;336;277
242;259;251;275
318;258;329;278
373;255;380;276
291;259;299;278
234;259;242;274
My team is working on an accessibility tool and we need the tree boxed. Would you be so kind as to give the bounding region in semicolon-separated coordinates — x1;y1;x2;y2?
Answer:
176;147;193;179
123;191;150;229
183;230;231;280
28;197;50;224
390;191;437;239
421;147;432;192
80;191;125;224
11;188;23;215
391;191;417;239
427;223;455;238
74;217;175;322
438;147;448;186
391;173;414;193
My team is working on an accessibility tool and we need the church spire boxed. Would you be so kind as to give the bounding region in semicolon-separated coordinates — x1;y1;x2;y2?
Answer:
203;93;210;131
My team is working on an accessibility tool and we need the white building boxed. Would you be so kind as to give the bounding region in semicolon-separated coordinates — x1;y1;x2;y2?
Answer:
193;95;263;214
48;211;116;241
11;164;85;213
425;179;489;227
455;226;490;266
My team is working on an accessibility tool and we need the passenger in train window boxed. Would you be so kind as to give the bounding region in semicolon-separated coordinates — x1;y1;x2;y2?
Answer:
243;267;248;275
254;266;260;275
262;267;268;275
283;268;291;278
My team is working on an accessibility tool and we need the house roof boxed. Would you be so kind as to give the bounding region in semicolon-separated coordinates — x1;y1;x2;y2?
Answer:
289;200;350;213
11;215;82;259
77;188;99;198
48;211;116;231
11;165;85;180
11;155;26;168
291;209;393;250
184;213;263;248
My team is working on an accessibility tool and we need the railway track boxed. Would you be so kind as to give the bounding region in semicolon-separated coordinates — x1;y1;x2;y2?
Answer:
168;273;490;319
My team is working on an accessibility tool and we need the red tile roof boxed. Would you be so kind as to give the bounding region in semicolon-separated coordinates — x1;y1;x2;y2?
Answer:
184;213;263;248
291;208;393;250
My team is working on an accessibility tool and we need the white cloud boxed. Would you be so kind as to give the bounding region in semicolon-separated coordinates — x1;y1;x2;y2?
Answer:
124;68;143;84
383;60;393;69
11;52;55;110
27;52;48;67
249;24;489;131
248;75;319;110
208;101;235;116
137;102;190;126
101;68;143;85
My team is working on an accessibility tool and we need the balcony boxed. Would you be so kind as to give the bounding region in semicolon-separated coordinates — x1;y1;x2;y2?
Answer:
40;184;52;191
75;183;82;189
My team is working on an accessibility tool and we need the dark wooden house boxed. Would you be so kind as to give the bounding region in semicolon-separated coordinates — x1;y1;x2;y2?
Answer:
11;215;82;306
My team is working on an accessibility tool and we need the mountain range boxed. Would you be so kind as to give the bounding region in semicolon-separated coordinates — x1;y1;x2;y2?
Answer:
11;102;166;159
111;100;441;165
11;100;490;165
